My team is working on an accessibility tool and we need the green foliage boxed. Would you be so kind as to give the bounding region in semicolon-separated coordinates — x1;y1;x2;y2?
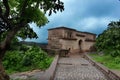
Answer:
17;26;38;40
3;51;23;70
3;45;53;74
110;50;120;57
0;0;63;79
96;21;120;57
89;53;120;70
19;44;29;52
0;0;64;40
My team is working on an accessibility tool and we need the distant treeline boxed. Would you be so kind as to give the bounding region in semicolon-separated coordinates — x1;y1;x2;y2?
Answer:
19;41;48;49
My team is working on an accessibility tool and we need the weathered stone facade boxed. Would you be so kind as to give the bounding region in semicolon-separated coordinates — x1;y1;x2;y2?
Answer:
47;27;96;53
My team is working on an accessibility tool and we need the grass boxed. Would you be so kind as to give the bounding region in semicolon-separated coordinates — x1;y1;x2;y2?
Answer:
89;53;120;70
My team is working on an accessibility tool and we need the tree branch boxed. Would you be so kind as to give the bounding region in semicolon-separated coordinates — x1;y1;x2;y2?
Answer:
18;0;29;27
0;12;12;30
20;0;28;17
3;0;10;18
35;1;40;8
0;6;2;15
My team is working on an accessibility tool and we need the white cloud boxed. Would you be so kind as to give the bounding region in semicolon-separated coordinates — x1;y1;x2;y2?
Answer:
74;17;118;32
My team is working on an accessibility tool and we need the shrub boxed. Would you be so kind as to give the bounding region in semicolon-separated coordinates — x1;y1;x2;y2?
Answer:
3;51;23;70
95;21;120;57
3;45;53;74
109;50;120;57
114;56;120;64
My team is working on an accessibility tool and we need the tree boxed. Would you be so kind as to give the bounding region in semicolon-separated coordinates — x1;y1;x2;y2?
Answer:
96;21;120;57
0;0;64;80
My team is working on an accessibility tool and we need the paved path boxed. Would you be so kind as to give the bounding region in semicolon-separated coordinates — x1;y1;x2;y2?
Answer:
54;55;108;80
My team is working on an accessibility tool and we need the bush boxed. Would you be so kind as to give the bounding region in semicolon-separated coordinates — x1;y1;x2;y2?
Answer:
95;21;120;57
3;45;53;74
110;50;120;57
3;51;23;70
114;56;120;64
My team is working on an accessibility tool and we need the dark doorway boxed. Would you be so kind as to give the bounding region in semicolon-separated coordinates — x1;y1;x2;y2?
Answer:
78;40;82;52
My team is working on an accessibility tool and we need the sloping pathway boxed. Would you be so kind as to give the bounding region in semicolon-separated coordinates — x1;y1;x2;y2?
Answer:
54;55;108;80
10;70;45;80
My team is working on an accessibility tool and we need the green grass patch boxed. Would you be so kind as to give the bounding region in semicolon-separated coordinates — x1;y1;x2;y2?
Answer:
89;53;120;70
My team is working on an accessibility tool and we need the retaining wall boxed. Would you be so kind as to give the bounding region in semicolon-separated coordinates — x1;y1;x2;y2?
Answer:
40;55;59;80
83;53;120;80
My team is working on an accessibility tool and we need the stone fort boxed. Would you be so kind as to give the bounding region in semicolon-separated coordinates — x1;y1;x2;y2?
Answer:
47;27;96;53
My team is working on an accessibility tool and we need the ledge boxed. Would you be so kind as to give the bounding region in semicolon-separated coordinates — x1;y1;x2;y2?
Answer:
85;39;95;42
76;34;85;37
60;38;77;40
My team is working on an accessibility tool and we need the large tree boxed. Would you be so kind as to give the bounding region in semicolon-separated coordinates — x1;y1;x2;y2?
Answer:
96;21;120;57
0;0;64;80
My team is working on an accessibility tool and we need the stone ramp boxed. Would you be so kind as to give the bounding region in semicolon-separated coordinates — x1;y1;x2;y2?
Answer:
54;56;108;80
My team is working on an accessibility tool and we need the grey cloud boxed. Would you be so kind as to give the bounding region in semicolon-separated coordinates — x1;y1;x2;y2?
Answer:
25;0;120;43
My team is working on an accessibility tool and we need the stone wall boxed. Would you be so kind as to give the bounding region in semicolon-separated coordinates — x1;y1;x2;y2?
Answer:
47;27;96;53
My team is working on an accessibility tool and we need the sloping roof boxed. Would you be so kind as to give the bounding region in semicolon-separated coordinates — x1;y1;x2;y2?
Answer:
48;26;96;35
48;26;76;31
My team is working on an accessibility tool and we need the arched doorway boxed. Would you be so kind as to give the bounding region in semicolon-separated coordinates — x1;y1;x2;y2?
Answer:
78;40;82;52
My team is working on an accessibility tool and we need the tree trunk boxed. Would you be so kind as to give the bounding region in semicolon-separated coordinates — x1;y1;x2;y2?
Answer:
0;38;10;79
0;26;21;80
0;59;9;80
0;32;14;80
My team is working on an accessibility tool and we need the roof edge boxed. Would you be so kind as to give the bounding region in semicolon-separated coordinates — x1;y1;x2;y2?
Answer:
48;26;96;35
48;26;76;31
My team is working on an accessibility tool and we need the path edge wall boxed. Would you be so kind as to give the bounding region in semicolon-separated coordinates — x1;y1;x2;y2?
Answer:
39;54;59;80
83;53;120;80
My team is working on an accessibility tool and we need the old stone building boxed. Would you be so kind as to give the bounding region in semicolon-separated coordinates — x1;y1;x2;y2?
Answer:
47;27;96;53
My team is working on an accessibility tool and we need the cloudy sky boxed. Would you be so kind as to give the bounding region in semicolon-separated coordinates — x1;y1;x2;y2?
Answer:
25;0;120;43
